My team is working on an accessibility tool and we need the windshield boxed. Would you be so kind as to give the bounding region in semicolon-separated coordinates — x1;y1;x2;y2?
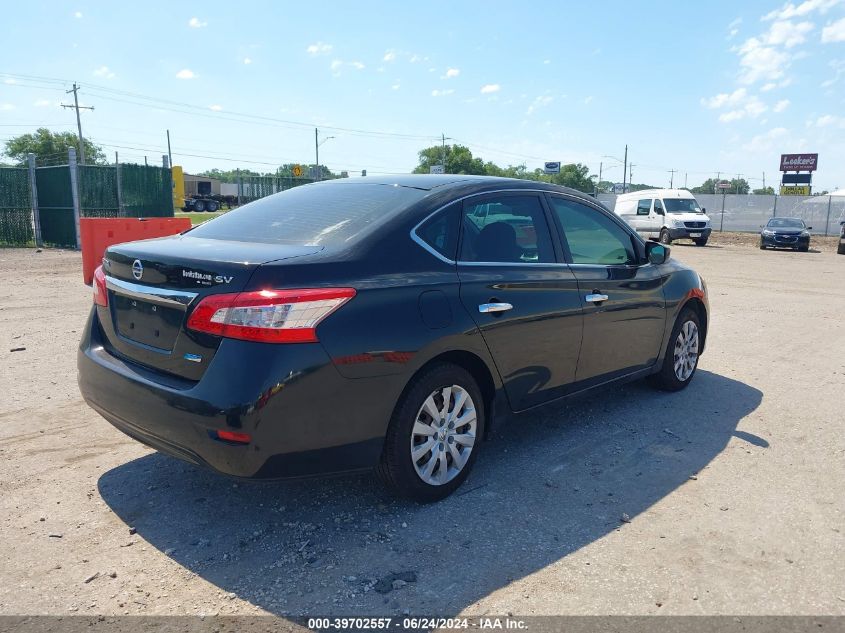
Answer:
767;218;805;229
663;198;703;214
188;183;425;246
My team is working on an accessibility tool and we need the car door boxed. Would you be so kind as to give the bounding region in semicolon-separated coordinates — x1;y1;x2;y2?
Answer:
457;192;583;411
634;198;652;234
545;193;667;384
652;198;666;232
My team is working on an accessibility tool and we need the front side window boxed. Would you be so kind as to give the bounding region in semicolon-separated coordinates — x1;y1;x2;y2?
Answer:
549;197;637;266
460;195;554;263
654;199;665;215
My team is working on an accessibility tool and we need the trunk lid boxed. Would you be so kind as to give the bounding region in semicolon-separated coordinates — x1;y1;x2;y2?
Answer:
98;235;322;380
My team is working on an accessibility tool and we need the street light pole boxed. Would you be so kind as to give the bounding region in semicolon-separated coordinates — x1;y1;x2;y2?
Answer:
315;128;320;181
622;144;628;194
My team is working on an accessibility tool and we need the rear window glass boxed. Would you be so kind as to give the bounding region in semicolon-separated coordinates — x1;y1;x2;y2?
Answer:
188;183;425;246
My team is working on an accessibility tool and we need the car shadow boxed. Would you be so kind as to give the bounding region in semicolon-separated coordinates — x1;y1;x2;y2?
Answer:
98;370;761;616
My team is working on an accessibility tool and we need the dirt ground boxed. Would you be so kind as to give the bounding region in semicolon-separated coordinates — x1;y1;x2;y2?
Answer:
0;236;843;618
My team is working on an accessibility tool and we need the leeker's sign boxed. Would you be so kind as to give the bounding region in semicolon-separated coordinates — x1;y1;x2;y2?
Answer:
779;153;818;172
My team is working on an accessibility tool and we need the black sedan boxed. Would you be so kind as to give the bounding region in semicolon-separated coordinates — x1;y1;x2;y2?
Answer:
760;217;811;251
78;176;709;501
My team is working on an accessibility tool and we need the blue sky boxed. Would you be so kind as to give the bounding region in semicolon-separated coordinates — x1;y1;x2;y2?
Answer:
2;0;844;191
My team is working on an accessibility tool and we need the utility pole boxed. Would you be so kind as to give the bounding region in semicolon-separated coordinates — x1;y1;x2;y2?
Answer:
166;130;173;170
315;127;320;181
61;83;94;165
441;133;447;170
669;169;676;188
684;172;688;189
622;144;628;193
629;164;635;187
762;171;766;191
597;162;603;194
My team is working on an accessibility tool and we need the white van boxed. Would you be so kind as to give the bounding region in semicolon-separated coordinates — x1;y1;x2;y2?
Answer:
613;189;711;246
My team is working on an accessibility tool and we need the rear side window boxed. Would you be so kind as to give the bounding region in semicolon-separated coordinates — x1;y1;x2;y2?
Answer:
188;183;425;246
416;203;459;260
459;195;555;264
636;199;652;215
549;197;637;265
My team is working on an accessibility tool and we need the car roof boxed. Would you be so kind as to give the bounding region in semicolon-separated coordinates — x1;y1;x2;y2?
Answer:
616;188;697;200
317;174;601;204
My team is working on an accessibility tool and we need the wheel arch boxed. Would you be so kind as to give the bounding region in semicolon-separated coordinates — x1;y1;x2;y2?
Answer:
680;296;708;353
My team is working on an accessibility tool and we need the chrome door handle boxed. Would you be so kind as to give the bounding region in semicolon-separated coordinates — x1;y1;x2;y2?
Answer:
585;293;609;303
478;302;513;313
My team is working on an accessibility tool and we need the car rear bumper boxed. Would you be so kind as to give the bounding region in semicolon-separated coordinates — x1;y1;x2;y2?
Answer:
77;309;394;479
669;227;712;240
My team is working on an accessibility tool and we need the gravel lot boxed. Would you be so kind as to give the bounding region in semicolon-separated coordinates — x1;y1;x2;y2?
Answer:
0;235;843;617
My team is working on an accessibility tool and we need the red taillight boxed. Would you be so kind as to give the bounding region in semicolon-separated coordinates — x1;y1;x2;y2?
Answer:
215;430;251;444
187;288;356;343
93;265;108;307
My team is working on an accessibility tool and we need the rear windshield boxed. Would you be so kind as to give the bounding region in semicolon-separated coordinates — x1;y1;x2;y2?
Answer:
188;183;425;246
663;198;703;214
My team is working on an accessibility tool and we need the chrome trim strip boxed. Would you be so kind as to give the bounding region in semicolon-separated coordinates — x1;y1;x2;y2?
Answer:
106;276;199;309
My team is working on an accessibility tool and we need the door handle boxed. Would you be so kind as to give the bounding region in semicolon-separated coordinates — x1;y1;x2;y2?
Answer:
585;293;609;303
478;302;513;313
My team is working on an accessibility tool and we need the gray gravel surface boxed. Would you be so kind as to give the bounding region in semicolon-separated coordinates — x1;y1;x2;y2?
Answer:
0;243;842;616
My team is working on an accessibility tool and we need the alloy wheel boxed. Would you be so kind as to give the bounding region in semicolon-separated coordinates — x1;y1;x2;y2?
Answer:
673;320;699;381
410;385;477;486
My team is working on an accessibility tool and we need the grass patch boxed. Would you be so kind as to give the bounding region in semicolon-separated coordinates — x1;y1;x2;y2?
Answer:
176;210;227;226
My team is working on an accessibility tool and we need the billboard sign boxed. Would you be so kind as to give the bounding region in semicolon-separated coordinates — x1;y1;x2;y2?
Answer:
780;185;811;196
544;161;561;174
781;173;812;184
429;165;445;174
779;153;818;172
717;181;731;189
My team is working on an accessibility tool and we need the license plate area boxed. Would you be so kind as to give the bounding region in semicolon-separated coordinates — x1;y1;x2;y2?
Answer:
689;232;702;238
113;294;183;351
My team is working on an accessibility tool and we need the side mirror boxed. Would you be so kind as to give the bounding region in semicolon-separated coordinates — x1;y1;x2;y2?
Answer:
646;241;670;265
655;207;665;216
701;207;706;213
807;226;813;230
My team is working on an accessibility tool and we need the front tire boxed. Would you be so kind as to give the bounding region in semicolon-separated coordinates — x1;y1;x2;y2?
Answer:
647;307;702;392
838;242;845;255
659;229;672;245
193;200;206;212
377;363;485;502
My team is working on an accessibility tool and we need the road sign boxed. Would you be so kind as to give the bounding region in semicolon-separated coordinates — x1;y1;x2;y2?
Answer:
782;173;812;184
292;164;303;178
780;185;811;196
544;161;561;174
612;183;625;194
779;153;818;172
717;181;731;190
429;165;445;174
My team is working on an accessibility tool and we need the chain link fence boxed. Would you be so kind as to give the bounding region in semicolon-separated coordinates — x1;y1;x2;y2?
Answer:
597;193;845;235
0;150;173;248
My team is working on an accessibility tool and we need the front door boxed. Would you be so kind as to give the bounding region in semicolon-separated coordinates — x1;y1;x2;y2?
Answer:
457;192;584;410
546;194;667;384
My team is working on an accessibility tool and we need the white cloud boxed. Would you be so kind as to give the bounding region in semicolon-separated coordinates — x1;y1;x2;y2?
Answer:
208;104;223;111
391;83;400;90
812;114;845;127
774;99;791;111
33;99;51;107
736;37;790;83
765;20;814;47
729;16;743;29
431;89;454;97
93;65;115;79
350;61;365;70
330;59;343;72
526;94;554;115
4;78;16;84
243;57;252;65
820;58;845;86
822;16;845;41
383;50;396;62
73;10;82;18
701;88;748;108
329;59;365;76
444;68;460;78
175;69;196;79
188;17;207;28
742;127;789;152
0;103;15;111
763;0;842;21
409;54;422;63
306;42;333;55
543;59;551;64
480;84;500;94
719;110;746;122
583;95;594;105
702;88;768;121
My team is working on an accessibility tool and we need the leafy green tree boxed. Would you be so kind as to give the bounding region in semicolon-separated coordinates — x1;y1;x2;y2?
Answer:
753;186;775;195
692;177;750;195
413;144;486;175
691;178;718;194
2;128;105;165
275;163;336;179
730;178;750;195
195;168;266;183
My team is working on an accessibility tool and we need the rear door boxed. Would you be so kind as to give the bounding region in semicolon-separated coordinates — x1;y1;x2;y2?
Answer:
457;192;583;410
545;194;666;383
634;198;653;233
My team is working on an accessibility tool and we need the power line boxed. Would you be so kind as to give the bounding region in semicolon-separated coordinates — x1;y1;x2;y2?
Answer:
60;83;94;164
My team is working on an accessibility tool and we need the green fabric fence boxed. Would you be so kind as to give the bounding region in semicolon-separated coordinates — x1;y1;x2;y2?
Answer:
0;168;34;247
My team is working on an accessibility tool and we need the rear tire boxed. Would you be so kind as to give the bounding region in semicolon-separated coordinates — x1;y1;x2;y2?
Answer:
659;229;672;245
206;200;219;212
759;241;766;250
647;307;702;392
377;363;485;502
798;245;809;252
193;200;206;212
693;238;708;247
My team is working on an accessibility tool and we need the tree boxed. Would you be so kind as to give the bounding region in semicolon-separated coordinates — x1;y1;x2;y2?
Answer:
730;178;750;195
275;163;336;179
691;177;750;195
2;128;105;165
753;186;775;195
413;144;486;175
195;168;266;182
